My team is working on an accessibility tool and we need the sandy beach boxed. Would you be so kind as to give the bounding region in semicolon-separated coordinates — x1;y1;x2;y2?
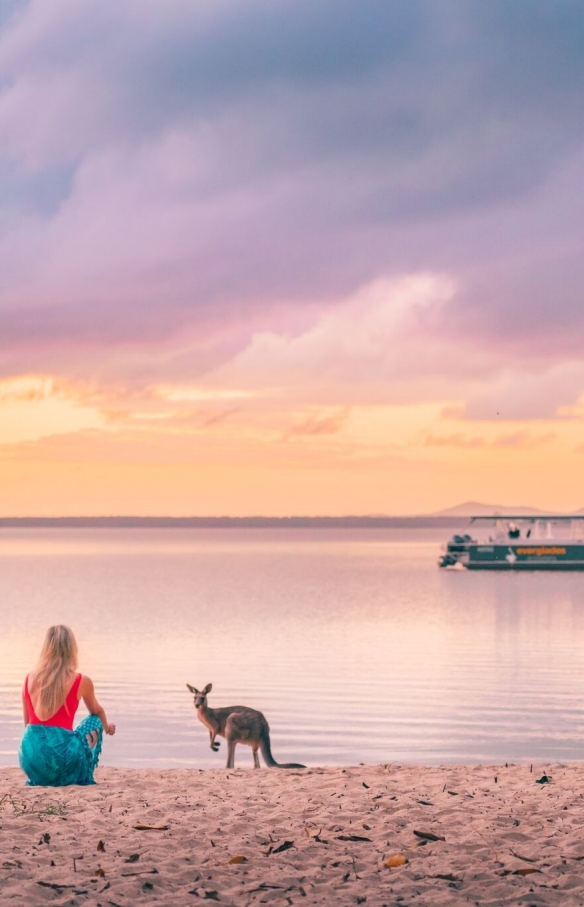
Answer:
1;762;583;905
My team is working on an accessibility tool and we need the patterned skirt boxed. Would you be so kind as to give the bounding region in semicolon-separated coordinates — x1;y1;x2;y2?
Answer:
19;715;103;786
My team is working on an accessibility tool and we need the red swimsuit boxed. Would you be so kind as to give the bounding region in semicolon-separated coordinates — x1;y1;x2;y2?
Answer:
24;674;81;731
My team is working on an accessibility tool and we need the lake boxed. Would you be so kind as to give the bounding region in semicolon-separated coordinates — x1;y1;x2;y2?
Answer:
1;528;583;769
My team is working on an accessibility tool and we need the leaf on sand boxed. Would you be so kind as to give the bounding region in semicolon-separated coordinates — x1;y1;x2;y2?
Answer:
124;854;141;863
384;855;407;868
433;873;460;882
500;867;541;876
97;840;105;853
337;835;372;842
413;830;445;842
535;775;551;784
306;829;328;843
95;866;106;878
121;868;159;877
37;882;75;891
271;841;294;855
133;824;170;831
362;782;370;789
228;856;248;864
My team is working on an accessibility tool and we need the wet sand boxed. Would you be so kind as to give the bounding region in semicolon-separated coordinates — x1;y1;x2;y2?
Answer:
0;762;582;905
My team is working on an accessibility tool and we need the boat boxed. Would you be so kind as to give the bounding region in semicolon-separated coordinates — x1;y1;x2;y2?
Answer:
438;515;584;570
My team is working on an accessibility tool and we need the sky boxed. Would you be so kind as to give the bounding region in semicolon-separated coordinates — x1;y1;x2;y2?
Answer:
1;0;584;516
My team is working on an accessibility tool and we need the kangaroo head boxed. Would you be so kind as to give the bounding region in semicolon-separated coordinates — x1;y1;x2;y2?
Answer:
186;683;212;709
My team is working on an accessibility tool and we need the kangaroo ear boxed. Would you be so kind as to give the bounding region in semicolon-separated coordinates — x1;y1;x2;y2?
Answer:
203;683;212;694
186;684;198;694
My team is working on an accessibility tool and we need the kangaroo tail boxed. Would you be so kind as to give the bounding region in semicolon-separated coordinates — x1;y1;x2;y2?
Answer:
259;731;305;769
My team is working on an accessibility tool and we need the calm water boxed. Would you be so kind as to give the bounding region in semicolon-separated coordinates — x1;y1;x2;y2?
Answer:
1;528;584;769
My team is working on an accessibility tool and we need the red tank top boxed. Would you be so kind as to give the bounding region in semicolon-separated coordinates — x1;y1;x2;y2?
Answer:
24;673;82;730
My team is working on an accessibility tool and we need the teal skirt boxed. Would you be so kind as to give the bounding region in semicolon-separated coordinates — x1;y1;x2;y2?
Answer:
19;716;103;786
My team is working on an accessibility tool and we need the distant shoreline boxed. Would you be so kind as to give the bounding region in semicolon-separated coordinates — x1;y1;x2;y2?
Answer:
0;516;464;529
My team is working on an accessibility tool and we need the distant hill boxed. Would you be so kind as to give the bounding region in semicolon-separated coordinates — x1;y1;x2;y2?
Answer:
432;501;551;517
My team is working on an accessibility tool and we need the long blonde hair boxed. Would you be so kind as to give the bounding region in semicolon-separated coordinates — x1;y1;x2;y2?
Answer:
31;625;79;720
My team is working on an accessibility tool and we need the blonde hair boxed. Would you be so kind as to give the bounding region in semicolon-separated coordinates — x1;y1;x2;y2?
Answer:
32;625;79;720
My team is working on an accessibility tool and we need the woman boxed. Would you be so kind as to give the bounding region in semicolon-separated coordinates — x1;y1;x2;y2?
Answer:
19;625;116;786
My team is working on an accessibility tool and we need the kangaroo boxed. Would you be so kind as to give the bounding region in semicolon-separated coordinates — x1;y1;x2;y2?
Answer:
186;683;305;769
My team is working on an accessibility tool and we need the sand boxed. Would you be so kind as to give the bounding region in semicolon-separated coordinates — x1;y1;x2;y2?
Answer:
1;762;583;905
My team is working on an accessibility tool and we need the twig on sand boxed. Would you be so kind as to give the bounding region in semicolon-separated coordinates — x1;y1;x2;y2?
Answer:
37;882;76;891
0;793;67;818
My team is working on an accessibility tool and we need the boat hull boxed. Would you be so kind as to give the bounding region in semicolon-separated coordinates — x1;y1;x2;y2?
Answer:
465;543;584;570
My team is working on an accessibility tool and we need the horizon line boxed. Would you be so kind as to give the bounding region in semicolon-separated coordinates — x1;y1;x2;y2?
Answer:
0;513;444;520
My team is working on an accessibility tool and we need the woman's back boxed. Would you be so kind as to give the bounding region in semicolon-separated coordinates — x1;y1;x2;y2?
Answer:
24;672;81;731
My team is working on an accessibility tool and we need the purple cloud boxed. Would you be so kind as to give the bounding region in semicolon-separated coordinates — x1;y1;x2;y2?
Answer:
0;0;583;412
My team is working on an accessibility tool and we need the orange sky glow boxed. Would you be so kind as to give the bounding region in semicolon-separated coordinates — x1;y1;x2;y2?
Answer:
2;353;583;516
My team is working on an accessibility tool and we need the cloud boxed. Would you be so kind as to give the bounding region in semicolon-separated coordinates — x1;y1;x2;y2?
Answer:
283;407;351;440
424;430;556;450
212;274;477;405
0;375;54;402
424;433;486;450
454;363;584;421
0;0;582;447
211;274;584;411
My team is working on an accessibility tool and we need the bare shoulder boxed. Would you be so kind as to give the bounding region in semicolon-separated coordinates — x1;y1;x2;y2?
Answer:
78;674;95;695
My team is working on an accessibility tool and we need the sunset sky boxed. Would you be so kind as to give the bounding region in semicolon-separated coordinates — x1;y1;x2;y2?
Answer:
1;0;584;516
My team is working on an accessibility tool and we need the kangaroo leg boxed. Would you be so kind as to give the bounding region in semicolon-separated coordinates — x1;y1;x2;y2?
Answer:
226;738;237;769
253;748;260;769
209;730;220;752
